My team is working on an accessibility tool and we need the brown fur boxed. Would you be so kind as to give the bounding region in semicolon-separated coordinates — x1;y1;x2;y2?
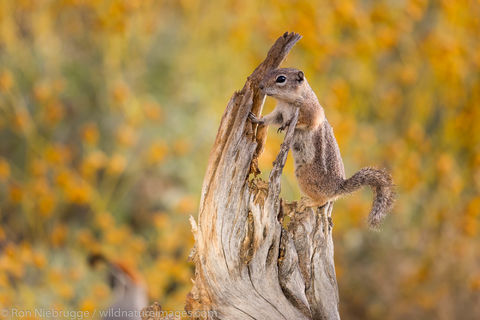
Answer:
253;68;395;228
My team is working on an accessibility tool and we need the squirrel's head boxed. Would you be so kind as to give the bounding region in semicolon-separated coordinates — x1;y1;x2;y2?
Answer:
259;68;307;103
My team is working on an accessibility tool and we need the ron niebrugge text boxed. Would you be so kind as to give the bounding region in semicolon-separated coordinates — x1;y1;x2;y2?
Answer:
1;307;216;319
1;308;91;319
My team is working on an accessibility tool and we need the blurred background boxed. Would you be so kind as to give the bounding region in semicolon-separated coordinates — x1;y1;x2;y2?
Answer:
0;0;479;319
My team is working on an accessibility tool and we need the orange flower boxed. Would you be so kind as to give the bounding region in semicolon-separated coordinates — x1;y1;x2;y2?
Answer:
81;122;100;145
51;224;67;247
175;196;197;214
105;226;128;245
13;109;30;132
116;124;137;147
32;252;47;269
38;194;56;217
33;82;51;102
154;213;169;229
57;283;74;300
399;65;418;85
173;138;190;156
436;153;454;175
79;298;97;313
8;184;23;204
143;101;164;122
93;283;110;299
65;180;92;204
95;212;114;230
81;151;107;178
44;100;64;125
0;158;10;181
471;274;480;291
55;169;73;188
45;145;70;165
147;141;168;165
112;82;130;104
77;229;97;249
30;159;47;177
107;153;127;175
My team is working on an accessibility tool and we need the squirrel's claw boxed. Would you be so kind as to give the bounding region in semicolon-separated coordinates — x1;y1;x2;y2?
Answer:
297;196;325;212
248;112;264;125
277;119;292;133
297;196;311;212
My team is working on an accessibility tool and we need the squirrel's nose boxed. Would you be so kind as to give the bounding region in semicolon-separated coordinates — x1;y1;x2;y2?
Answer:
259;83;265;90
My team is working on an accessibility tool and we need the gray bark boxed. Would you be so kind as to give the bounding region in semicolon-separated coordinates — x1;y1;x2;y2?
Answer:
185;32;340;320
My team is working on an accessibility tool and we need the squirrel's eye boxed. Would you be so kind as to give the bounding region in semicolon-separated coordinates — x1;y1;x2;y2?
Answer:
276;75;286;83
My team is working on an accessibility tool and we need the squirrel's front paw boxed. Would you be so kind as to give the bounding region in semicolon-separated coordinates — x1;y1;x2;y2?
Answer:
248;112;264;125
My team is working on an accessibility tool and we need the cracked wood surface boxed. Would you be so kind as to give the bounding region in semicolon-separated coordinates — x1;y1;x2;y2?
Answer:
185;32;340;320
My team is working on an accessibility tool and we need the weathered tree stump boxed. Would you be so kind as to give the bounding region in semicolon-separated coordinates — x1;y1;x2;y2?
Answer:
185;32;340;320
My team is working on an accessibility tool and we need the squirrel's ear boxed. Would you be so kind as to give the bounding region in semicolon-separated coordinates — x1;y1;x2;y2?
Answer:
297;71;304;82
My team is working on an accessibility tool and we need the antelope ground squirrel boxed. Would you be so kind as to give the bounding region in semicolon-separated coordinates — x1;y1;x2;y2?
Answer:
248;68;395;228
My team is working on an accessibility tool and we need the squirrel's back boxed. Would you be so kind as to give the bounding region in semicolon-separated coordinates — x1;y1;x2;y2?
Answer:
292;120;345;204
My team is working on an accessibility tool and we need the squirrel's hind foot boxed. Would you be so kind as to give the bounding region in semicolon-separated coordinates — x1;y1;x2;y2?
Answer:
297;196;327;212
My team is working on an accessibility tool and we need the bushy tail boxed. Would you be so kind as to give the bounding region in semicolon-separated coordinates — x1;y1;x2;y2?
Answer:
339;167;395;228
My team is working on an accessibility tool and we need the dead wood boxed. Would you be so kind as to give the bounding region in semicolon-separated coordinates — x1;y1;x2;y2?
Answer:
184;32;340;320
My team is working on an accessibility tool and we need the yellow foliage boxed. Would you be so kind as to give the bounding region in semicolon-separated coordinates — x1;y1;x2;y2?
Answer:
0;0;479;318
